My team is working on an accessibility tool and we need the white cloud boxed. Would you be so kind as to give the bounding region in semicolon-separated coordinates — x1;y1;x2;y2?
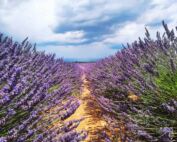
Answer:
0;0;57;41
101;0;177;45
0;0;87;43
0;0;141;43
0;0;177;60
38;43;117;61
103;22;145;44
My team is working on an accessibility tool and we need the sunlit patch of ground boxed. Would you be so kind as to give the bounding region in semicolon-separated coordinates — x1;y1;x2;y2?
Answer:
128;91;139;102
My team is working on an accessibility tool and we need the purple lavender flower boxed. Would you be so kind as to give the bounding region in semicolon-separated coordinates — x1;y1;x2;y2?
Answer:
159;127;173;142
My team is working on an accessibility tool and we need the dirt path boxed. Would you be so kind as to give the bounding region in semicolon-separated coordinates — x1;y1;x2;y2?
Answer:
41;64;123;141
65;73;110;141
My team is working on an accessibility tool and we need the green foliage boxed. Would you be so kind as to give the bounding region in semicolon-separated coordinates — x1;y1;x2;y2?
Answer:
71;90;80;97
130;53;177;139
48;84;60;93
0;82;5;90
0;109;29;136
155;65;177;101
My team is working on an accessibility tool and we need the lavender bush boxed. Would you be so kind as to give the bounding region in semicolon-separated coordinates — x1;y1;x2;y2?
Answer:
88;21;177;141
0;35;84;141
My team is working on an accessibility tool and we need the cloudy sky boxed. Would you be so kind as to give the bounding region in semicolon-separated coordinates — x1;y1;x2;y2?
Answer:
0;0;177;61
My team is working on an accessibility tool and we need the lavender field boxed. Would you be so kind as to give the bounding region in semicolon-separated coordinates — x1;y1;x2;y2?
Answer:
0;21;176;142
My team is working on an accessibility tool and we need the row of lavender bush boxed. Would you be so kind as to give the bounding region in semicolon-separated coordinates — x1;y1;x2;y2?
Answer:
0;35;86;142
88;21;177;142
